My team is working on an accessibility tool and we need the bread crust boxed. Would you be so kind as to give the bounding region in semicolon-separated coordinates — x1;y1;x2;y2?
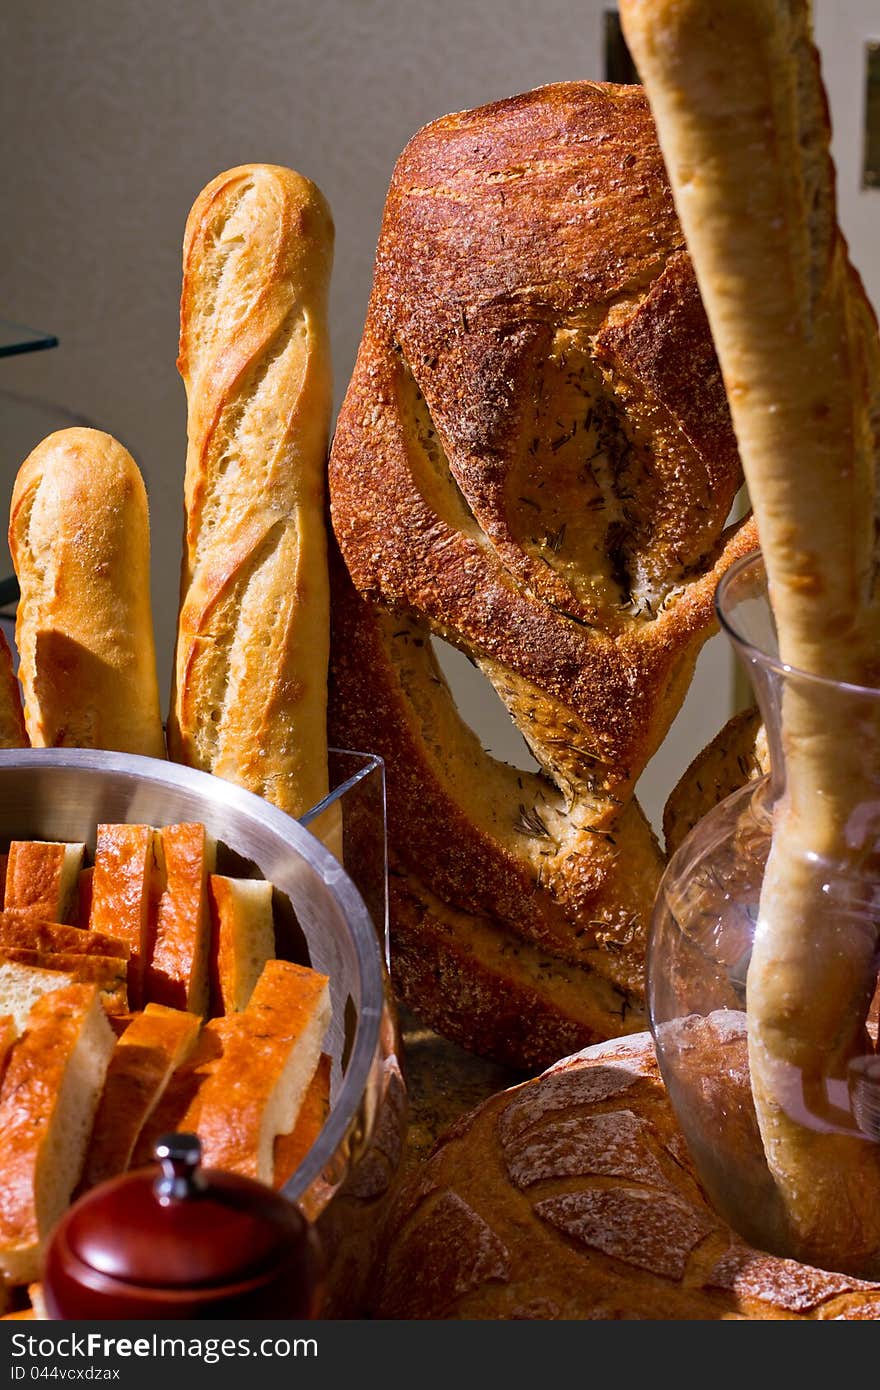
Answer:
373;1030;880;1319
169;164;334;819
8;429;165;758
328;84;756;1066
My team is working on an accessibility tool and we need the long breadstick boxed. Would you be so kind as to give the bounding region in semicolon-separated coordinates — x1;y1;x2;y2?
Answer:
621;0;880;1274
168;165;334;821
9;429;166;758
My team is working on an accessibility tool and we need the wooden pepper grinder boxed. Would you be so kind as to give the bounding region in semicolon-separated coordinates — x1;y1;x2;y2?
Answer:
43;1134;325;1319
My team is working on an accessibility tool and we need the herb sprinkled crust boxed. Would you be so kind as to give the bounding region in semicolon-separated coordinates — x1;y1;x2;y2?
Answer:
329;82;757;1068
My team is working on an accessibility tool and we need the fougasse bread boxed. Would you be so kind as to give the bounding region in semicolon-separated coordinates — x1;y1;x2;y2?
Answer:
0;949;127;1015
328;81;757;1069
168;164;335;822
8;428;166;758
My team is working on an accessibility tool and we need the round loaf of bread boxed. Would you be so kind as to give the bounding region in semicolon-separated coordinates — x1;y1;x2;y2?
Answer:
372;1029;880;1319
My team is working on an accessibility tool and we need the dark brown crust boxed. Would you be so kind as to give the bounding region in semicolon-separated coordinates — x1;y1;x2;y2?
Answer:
329;82;757;1067
372;1030;880;1319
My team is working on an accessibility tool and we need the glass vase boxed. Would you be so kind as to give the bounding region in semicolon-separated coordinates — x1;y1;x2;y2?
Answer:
649;550;880;1277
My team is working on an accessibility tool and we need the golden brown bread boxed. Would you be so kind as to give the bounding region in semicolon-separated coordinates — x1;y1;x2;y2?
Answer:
169;164;335;820
89;824;155;1010
0;914;129;960
373;1030;880;1319
273;1052;331;1190
207;874;275;1013
143;823;215;1015
0;983;115;1285
3;840;84;922
0;950;128;1015
187;959;330;1185
0;631;26;750
80;1002;201;1191
8;429;165;758
329;82;756;1068
620;0;880;1276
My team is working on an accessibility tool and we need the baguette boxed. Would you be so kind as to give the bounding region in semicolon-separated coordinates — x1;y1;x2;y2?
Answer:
169;164;334;820
620;0;880;1274
9;428;165;758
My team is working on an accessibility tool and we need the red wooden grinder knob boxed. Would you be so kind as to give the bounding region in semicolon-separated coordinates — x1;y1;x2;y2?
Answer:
43;1134;325;1319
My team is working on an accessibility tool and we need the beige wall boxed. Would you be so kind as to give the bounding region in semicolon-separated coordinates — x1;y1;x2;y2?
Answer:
2;0;877;833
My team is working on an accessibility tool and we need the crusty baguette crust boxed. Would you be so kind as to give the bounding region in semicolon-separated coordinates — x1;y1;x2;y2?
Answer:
3;841;84;922
373;1030;880;1319
0;631;26;750
0;984;114;1285
8;429;165;758
89;824;155;1010
169;164;334;819
144;823;214;1015
328;83;757;1066
80;1002;201;1190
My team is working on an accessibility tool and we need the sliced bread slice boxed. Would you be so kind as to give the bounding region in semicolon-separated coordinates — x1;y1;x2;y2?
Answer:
144;824;215;1015
3;842;85;922
188;959;330;1184
80;1002;202;1190
0;983;115;1284
89;825;155;1009
207;875;275;1013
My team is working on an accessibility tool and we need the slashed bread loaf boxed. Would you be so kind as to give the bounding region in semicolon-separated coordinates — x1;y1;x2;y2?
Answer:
373;1030;880;1319
169;164;335;820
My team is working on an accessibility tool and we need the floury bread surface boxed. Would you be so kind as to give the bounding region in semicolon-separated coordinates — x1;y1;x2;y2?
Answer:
9;429;165;758
329;82;757;1068
373;1028;880;1319
169;164;335;821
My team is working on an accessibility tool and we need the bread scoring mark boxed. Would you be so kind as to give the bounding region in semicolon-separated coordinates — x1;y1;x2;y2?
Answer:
191;310;309;575
380;1190;511;1318
499;1063;642;1145
502;1109;671;1191
704;1243;878;1314
534;1187;714;1281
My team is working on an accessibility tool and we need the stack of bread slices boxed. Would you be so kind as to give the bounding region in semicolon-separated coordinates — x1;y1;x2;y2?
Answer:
0;830;330;1310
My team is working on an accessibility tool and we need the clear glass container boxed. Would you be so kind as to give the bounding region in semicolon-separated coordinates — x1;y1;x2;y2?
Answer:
649;550;880;1277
